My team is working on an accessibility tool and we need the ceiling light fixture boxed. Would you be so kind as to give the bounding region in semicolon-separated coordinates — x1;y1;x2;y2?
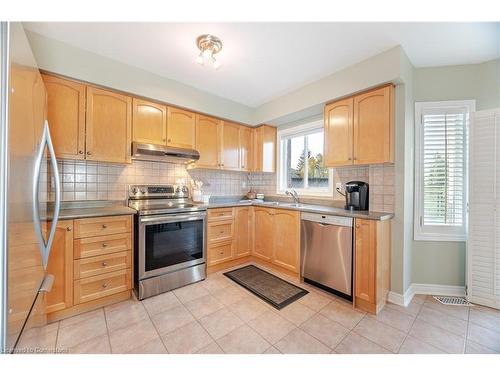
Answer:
196;34;223;70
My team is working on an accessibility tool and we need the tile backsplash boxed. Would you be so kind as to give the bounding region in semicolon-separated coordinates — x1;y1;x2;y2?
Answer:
51;159;394;213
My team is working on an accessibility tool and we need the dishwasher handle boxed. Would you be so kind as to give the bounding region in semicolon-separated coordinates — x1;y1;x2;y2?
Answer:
301;212;353;227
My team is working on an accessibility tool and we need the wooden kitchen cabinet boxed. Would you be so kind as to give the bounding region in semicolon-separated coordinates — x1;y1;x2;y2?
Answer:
253;125;276;173
234;207;253;258
42;74;86;160
86;86;132;163
195;114;221;168
46;220;74;314
324;84;394;167
220;121;241;171
354;218;391;314
167;107;196;149
132;98;167;145
253;207;275;262
272;210;300;273
239;126;253;171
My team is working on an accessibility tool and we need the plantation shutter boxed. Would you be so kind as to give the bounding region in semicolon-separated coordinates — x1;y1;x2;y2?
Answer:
468;109;500;309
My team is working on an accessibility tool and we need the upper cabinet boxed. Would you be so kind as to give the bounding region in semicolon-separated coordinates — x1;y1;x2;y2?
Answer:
132;98;167;145
220;121;240;171
42;74;86;160
239;126;253;171
167;107;196;149
324;84;394;167
86;86;132;164
253;125;276;173
195;115;221;168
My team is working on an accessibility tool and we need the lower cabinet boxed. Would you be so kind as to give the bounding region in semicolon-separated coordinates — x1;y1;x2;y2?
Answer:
253;207;274;262
234;207;252;258
46;215;133;322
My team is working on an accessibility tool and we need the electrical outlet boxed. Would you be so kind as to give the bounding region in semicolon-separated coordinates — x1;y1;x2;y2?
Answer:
335;182;342;190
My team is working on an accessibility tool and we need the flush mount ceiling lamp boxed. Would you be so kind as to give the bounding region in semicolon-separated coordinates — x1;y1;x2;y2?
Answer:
196;34;223;70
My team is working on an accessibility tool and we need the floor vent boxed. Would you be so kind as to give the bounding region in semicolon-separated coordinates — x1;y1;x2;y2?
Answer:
433;296;472;306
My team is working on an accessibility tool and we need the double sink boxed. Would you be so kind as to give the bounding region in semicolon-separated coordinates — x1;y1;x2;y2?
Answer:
238;200;314;209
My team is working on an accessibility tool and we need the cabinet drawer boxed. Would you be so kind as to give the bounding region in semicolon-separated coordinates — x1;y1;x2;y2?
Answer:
74;251;131;279
207;220;234;243
74;233;131;259
74;215;131;238
208;241;233;266
74;269;131;305
207;207;234;221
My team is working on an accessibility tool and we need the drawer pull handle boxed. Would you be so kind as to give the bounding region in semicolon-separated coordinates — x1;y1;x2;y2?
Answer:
102;283;108;288
102;243;108;248
66;226;72;231
102;262;108;267
219;231;224;234
219;251;224;255
102;224;107;229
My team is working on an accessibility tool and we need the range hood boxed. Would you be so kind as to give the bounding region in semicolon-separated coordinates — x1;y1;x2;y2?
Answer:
132;142;200;164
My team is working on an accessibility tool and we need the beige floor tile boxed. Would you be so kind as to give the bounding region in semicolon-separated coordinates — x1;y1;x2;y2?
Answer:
67;334;111;354
279;302;316;326
162;321;213;354
409;319;465;353
319;301;365;329
16;324;59;354
150;304;195;336
334;332;391;354
247;310;295;344
58;308;104;328
376;306;415;333
467;322;500;352
202;275;233;293
184;294;224;319
465;340;499;354
196;341;224;354
300;313;349;348
212;286;246;306
385;300;423;317
398;335;445;354
423;297;469;321
199;307;244;340
217;325;271;354
412;294;427;305
141;291;181;316
470;304;500;317
109;319;159;353
469;308;500;332
57;309;107;349
275;328;330;354
105;299;150;332
353;316;406;353
263;346;281;354
228;297;269;322
297;291;332;311
417;306;468;337
173;281;210;304
126;337;167;354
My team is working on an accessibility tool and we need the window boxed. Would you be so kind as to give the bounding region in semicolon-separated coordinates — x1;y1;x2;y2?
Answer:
277;120;332;196
414;100;475;241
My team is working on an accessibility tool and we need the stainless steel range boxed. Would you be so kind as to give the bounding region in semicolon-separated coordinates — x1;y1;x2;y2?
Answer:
128;184;207;300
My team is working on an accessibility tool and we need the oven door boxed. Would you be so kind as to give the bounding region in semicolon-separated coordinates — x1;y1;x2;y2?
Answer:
138;211;206;280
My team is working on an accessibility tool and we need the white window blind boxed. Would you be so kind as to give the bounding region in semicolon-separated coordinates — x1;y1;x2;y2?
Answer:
467;108;500;309
415;100;475;241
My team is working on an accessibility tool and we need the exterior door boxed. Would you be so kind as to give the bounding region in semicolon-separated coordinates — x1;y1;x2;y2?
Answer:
195;115;220;168
353;85;393;164
253;207;274;261
239;126;253;171
86;87;132;163
132;98;167;145
324;97;353;167
234;207;252;258
167;107;196;149
220;121;240;170
42;74;86;159
272;210;300;272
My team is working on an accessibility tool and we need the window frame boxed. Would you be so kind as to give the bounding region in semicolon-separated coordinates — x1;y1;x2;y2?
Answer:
414;99;475;242
276;120;333;197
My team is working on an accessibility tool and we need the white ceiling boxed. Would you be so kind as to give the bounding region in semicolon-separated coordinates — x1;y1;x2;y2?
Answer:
24;22;499;107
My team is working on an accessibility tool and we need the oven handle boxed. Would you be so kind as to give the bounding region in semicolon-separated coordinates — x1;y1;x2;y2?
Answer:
139;213;206;225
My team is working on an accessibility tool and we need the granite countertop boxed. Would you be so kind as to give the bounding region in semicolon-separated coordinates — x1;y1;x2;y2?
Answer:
54;200;137;220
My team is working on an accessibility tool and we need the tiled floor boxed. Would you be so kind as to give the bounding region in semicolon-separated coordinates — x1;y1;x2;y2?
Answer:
36;263;500;354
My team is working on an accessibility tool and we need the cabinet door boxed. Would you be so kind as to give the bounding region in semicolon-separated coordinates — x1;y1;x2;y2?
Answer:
353;85;394;164
239;126;253;171
253;207;274;261
86;87;132;163
195;115;220;168
42;74;86;159
132;98;167;145
273;210;300;273
46;220;74;313
235;207;252;258
167;107;196;149
324;97;353;167
354;219;376;304
253;125;276;172
221;121;240;171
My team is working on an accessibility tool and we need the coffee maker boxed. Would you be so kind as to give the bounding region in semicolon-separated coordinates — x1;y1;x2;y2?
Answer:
338;181;369;211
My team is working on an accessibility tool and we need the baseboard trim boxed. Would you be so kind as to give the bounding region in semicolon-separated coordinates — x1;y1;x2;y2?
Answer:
388;283;466;307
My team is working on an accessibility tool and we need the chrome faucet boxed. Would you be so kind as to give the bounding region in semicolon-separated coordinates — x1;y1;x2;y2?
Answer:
285;189;300;204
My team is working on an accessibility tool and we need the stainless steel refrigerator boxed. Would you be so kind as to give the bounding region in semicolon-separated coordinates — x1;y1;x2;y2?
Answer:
0;22;61;354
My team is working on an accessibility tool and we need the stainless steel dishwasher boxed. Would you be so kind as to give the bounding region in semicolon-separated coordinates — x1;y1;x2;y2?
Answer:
300;212;353;300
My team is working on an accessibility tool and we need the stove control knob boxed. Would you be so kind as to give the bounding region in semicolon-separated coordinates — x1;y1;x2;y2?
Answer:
131;187;138;195
140;188;147;194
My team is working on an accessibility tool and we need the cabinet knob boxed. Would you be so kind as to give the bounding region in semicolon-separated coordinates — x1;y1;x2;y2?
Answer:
219;231;224;234
102;283;108;288
219;251;224;255
102;262;108;267
102;243;108;248
167;138;171;143
78;150;83;154
66;226;72;231
102;224;107;229
355;224;360;228
86;151;92;155
348;157;352;161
